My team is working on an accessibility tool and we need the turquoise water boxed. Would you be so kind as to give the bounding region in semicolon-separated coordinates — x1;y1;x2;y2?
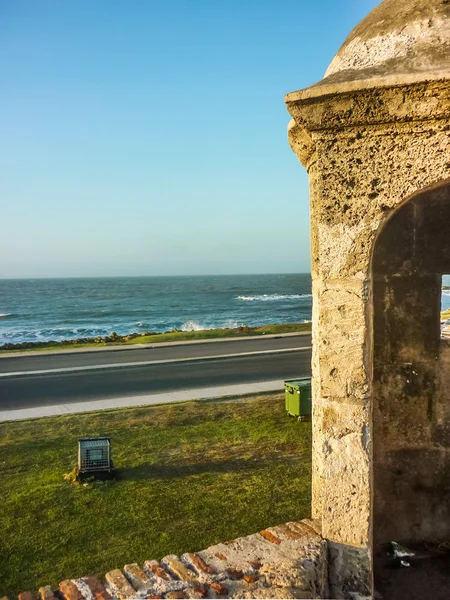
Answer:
0;273;312;344
1;272;449;345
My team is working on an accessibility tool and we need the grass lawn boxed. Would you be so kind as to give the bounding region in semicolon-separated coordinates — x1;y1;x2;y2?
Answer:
0;322;311;354
0;394;312;597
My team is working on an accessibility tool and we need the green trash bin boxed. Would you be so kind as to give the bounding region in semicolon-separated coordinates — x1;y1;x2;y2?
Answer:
284;378;312;421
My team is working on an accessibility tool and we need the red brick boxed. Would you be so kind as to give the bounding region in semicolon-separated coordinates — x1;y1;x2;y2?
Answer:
209;583;227;596
18;594;38;600
183;553;216;575
272;523;307;540
82;577;112;600
214;553;227;561
144;560;172;580
259;529;281;545
59;581;84;600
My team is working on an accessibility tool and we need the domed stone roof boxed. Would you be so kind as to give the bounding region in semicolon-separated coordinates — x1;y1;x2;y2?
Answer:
294;0;450;97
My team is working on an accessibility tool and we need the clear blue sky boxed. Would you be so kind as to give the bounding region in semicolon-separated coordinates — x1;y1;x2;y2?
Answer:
0;0;378;278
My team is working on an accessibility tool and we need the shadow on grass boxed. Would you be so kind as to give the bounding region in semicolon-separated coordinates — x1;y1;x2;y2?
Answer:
117;453;308;481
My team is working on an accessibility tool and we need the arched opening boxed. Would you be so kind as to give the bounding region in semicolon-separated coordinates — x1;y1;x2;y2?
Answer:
372;180;450;597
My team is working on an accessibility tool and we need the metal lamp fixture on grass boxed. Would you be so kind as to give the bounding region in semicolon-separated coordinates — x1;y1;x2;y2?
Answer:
77;437;115;481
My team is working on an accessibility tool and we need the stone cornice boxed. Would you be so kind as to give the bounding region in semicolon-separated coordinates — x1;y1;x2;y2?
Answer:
285;78;450;138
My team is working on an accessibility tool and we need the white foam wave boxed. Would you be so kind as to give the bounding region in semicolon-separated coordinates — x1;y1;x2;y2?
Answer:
442;290;450;296
181;319;242;332
236;294;312;302
0;313;12;318
181;320;211;332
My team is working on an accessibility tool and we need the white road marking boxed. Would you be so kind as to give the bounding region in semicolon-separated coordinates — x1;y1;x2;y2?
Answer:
0;347;311;378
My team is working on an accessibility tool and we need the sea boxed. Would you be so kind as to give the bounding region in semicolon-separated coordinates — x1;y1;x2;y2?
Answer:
1;273;450;346
0;273;313;345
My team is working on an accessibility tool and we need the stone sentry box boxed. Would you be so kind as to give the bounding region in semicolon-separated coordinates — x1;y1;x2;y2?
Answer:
285;0;450;596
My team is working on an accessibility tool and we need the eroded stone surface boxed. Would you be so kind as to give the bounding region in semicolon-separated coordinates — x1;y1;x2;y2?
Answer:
286;1;450;596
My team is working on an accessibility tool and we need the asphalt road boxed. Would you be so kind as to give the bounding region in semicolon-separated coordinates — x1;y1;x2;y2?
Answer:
0;335;312;411
0;334;310;373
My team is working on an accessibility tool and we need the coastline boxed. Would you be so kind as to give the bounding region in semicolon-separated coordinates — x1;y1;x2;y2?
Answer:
0;322;312;354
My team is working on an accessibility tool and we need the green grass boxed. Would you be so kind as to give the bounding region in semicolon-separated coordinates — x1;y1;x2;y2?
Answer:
0;322;311;354
0;394;312;596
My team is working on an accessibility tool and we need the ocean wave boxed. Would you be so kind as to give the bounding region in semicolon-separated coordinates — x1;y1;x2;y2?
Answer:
236;294;312;302
0;313;12;318
442;290;450;296
181;319;242;332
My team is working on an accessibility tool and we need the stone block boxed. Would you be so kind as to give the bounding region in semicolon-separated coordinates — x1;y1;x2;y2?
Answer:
327;542;370;599
123;563;154;593
320;400;368;441
160;556;198;582
58;581;84;600
144;560;173;581
181;553;216;577
104;570;136;599
81;577;112;600
321;432;370;547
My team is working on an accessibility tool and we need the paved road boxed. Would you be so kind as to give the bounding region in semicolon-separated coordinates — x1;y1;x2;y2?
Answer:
0;345;312;411
0;334;310;373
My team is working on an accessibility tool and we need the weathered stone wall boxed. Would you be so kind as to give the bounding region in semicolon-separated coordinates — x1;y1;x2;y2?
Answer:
4;520;328;600
286;78;450;596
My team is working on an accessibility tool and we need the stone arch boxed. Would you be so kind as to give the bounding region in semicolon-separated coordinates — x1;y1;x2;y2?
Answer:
371;178;450;555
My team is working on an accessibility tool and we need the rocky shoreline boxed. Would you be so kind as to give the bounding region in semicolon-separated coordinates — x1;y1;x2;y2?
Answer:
0;326;253;351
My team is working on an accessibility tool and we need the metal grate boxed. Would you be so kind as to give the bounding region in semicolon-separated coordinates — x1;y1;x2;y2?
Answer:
78;437;111;471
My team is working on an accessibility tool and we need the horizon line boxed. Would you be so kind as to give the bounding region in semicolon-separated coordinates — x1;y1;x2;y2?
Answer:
0;272;312;281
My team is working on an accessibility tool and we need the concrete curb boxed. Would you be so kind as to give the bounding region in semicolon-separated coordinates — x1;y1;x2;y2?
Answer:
0;380;286;422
